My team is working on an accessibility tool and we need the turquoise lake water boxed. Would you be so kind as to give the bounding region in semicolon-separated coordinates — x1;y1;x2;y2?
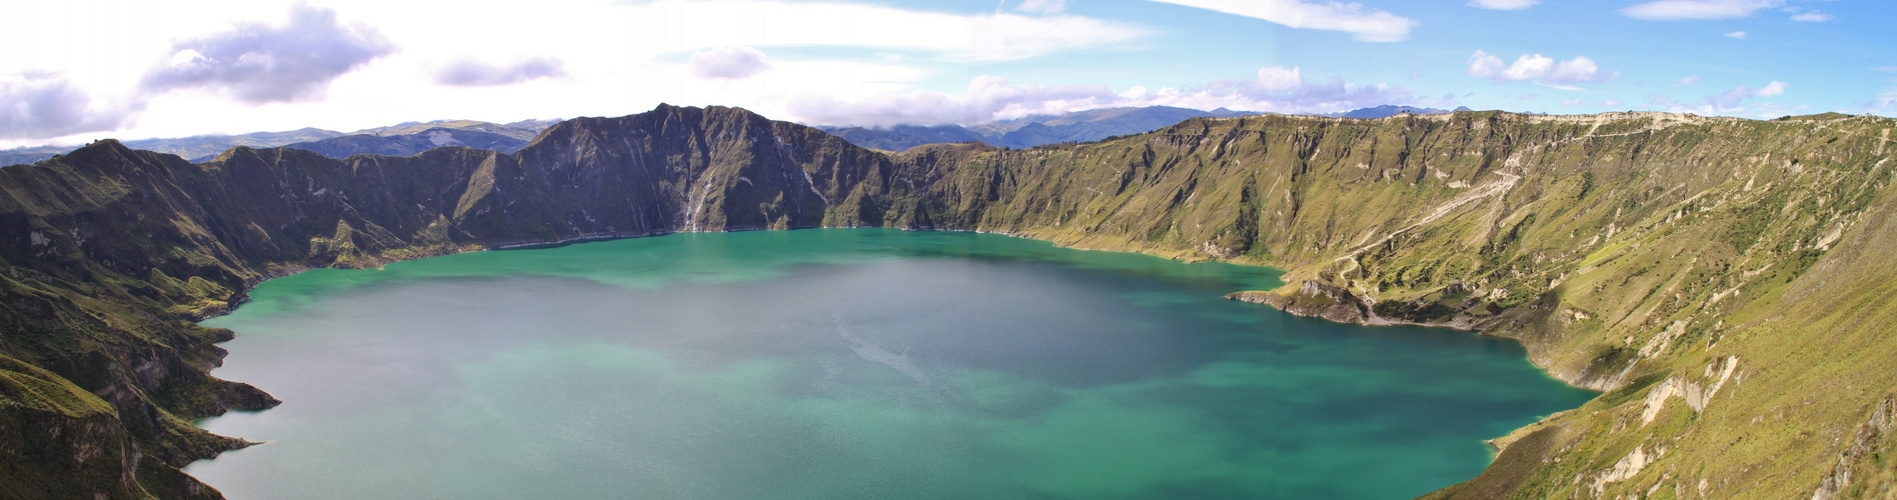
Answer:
185;228;1595;499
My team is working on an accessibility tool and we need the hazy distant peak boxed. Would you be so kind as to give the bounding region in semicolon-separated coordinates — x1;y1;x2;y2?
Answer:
821;105;1269;152
1328;104;1463;119
2;118;557;166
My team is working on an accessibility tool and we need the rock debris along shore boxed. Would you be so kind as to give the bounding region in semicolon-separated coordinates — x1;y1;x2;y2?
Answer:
0;104;1894;499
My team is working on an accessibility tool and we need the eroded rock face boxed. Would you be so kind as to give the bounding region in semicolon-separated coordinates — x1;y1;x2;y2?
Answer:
0;408;144;499
1813;397;1897;500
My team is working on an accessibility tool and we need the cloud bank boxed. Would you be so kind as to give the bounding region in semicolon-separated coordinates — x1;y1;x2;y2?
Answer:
1147;0;1417;42
788;76;1117;127
140;5;394;104
1468;0;1539;11
1870;90;1897;116
689;47;771;79
1621;0;1782;21
1789;11;1832;22
1016;0;1067;15
1652;80;1790;115
0;72;139;140
787;67;1419;127
623;0;1147;62
1467;51;1618;86
432;57;566;87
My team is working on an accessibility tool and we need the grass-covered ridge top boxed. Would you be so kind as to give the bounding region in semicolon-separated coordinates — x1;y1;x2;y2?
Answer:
0;104;1892;498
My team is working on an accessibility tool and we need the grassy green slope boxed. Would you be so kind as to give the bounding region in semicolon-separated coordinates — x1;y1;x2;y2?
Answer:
1424;130;1897;498
884;111;1897;498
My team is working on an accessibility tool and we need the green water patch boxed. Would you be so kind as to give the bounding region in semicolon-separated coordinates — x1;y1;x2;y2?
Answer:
228;229;1282;322
187;228;1594;499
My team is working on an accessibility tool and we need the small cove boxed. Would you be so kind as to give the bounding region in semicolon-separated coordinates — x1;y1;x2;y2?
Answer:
185;228;1596;499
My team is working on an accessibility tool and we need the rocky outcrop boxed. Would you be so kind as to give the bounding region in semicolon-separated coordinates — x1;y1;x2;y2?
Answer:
1227;281;1369;323
1813;397;1897;500
0;355;224;500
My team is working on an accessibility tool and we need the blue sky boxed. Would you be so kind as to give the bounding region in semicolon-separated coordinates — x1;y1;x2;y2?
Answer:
1;0;1893;147
809;0;1893;119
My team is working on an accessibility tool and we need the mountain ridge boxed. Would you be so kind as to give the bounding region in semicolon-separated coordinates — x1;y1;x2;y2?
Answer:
279;127;530;158
817;104;1483;153
820;105;1261;152
0;119;558;166
0;104;1893;499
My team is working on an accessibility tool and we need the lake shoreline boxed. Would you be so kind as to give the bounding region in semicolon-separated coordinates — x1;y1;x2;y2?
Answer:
188;227;1589;499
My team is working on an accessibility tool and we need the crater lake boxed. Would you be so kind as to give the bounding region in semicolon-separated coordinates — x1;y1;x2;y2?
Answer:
185;228;1595;499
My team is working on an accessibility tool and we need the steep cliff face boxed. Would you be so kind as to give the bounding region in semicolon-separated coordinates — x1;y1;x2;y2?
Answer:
1;104;1893;499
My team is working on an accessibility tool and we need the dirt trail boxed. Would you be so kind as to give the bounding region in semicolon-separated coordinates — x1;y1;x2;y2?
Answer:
1314;170;1522;298
1341;171;1522;260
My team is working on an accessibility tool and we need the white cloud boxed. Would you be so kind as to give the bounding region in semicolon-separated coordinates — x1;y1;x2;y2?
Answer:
612;0;1146;62
1652;80;1790;115
689;47;771;79
1255;66;1303;92
1146;0;1417;42
1561;98;1582;106
1017;0;1067;14
1725;31;1747;39
1677;75;1701;85
0;72;141;140
140;5;394;104
1112;66;1422;117
432;57;566;87
1867;89;1897;117
1466;50;1618;86
1622;0;1782;21
0;0;1155;145
788;75;1116;126
1603;99;1624;107
786;67;1421;127
1468;0;1539;10
1790;11;1832;22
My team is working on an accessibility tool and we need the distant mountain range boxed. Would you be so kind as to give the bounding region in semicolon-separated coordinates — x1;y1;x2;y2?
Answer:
820;104;1477;152
0;118;559;166
1;128;340;166
820;106;1256;152
278;127;532;159
1321;104;1473;119
0;105;1477;166
348;119;556;140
